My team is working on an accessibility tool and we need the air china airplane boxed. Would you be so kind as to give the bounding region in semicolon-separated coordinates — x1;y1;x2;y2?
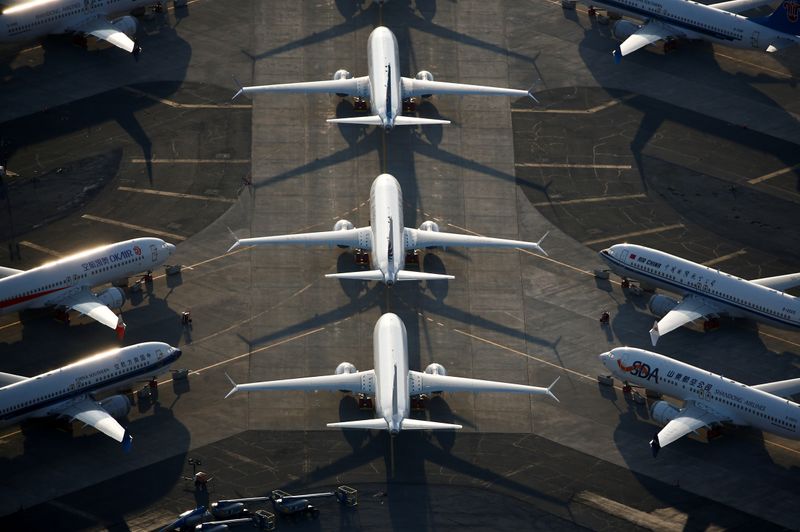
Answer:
0;342;182;450
226;313;559;434
0;0;176;56
233;26;534;130
0;238;176;337
228;173;548;285
599;347;800;456
582;0;800;61
599;243;800;345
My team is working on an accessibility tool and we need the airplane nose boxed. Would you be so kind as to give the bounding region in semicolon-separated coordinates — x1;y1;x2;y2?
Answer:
172;348;183;359
165;243;176;255
598;351;611;363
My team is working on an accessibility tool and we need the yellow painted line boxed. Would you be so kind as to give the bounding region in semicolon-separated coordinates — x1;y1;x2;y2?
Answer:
18;241;62;257
532;193;646;207
121;86;251;110
80;214;186;241
129;158;250;164
516;163;632;170
715;52;792;80
575;491;694;532
582;224;685;246
747;164;800;185
702;249;746;267
117;186;236;204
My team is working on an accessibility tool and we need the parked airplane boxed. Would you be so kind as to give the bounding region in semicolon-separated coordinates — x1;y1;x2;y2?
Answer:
599;243;800;345
0;342;181;450
0;238;176;337
0;0;178;56
232;26;534;129
226;313;558;434
227;173;548;285
599;347;800;456
578;0;800;61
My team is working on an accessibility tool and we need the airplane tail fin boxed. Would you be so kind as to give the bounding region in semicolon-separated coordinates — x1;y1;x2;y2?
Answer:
325;270;386;282
327;419;389;430
753;2;800;35
395;270;455;281
399;419;463;430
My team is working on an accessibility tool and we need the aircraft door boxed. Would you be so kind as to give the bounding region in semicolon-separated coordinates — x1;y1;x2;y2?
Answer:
150;244;158;263
621;247;629;264
156;349;163;361
751;31;759;49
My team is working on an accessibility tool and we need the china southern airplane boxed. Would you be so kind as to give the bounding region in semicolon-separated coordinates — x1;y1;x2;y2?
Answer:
581;0;800;61
599;243;800;345
599;347;800;456
226;313;559;434
233;26;534;129
0;238;176;337
0;342;182;450
0;0;169;56
228;173;548;285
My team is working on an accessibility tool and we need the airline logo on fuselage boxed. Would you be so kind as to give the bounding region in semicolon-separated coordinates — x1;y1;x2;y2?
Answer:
81;249;135;272
785;0;800;22
617;359;660;383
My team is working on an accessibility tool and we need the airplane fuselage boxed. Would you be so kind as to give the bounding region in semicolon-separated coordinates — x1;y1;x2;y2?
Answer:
369;173;406;284
600;347;800;439
0;238;174;314
593;0;800;50
0;0;151;43
366;26;403;129
600;244;800;331
0;342;181;427
372;313;410;434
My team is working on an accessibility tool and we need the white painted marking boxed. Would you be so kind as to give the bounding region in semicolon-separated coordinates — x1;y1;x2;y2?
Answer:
18;241;62;257
702;249;747;267
118;186;236;204
532;193;646;207
516;163;632;170
129;158;250;164
80;214;186;241
121;86;251;110
747;164;800;185
582;224;685;246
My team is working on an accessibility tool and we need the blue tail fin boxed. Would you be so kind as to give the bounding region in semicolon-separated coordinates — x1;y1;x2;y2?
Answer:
754;1;800;34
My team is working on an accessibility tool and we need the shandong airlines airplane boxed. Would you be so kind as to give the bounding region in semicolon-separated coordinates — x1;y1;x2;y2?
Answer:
0;238;175;337
599;243;800;345
226;313;559;434
581;0;800;61
0;342;182;450
0;0;163;56
228;173;548;285
600;347;800;456
233;26;534;129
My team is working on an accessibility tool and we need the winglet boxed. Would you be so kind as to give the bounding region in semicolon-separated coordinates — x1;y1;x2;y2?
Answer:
649;320;660;346
232;76;245;101
649;432;661;458
613;47;622;64
546;376;560;403
535;231;550;257
122;430;133;453
224;372;239;399
226;227;240;253
526;83;540;104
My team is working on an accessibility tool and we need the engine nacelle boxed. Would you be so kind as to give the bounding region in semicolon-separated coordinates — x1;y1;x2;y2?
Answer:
424;363;447;376
648;294;679;318
418;221;439;232
334;219;354;232
650;400;681;426
335;362;358;375
210;501;245;519
96;287;126;310
99;395;132;419
111;15;138;38
415;70;434;82
611;20;641;42
334;69;353;81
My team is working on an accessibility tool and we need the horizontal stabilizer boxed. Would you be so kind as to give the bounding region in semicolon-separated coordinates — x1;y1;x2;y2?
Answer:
395;270;455;281
327;115;385;126
327;419;389;430
750;272;800;292
325;270;386;282
391;116;451;126
399;419;462;430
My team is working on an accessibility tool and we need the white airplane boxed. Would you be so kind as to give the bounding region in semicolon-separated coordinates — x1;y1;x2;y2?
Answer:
225;313;559;434
599;243;800;345
0;342;182;450
0;238;176;337
579;0;800;61
0;0;171;56
233;26;534;130
228;173;548;285
599;347;800;456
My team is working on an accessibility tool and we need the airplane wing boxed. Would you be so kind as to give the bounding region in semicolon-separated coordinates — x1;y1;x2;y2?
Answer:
59;289;124;331
753;377;800;398
750;272;800;292
228;227;372;252
649;295;724;345
77;17;140;55
404;228;548;255
401;77;530;99
57;398;133;450
0;266;23;278
709;0;775;13
225;370;375;398
614;21;675;62
409;371;559;401
651;401;726;456
234;77;370;99
0;372;27;387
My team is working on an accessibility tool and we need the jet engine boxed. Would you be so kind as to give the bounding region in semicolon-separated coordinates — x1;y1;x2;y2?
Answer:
334;69;352;97
611;20;641;41
111;15;138;38
415;71;434;98
419;221;439;232
210;501;245;519
424;363;446;376
650;400;681;426
648;294;679;318
335;362;358;375
96;287;126;310
99;395;132;419
333;219;355;248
